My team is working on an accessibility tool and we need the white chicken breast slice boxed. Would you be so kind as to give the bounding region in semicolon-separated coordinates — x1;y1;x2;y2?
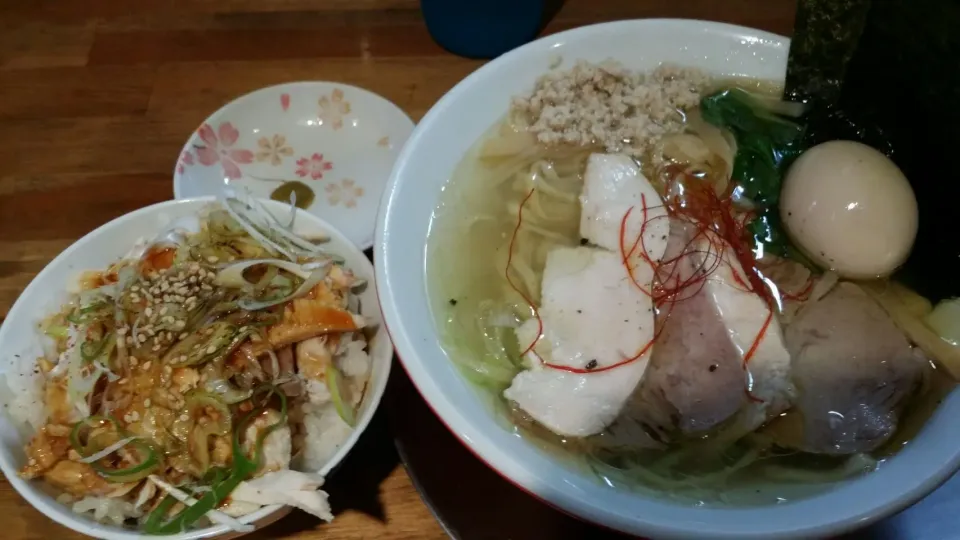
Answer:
505;249;666;437
504;156;670;438
506;358;649;437
580;153;670;256
229;470;334;522
524;247;655;370
703;245;794;424
504;247;656;437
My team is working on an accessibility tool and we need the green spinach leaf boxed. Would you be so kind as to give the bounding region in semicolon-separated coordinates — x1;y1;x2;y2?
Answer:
700;88;807;255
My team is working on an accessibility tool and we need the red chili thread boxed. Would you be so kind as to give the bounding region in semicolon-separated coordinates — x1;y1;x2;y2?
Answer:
505;187;544;361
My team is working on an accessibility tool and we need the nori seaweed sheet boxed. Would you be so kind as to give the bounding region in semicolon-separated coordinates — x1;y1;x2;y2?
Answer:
785;0;960;301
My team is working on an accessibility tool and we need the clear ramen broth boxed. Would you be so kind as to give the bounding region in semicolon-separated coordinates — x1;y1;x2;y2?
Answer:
426;63;955;506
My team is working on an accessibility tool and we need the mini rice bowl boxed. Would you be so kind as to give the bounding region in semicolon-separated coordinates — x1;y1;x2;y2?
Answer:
375;19;960;540
0;197;392;540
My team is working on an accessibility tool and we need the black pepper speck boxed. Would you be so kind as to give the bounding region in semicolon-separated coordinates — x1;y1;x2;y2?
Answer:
586;359;598;370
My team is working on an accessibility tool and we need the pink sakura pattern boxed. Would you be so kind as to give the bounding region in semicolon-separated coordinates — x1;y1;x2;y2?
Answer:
176;149;195;175
295;153;333;180
325;178;364;208
318;88;351;130
281;93;291;111
194;122;254;180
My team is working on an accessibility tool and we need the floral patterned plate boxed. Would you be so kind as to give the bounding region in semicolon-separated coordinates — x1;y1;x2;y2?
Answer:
173;82;415;250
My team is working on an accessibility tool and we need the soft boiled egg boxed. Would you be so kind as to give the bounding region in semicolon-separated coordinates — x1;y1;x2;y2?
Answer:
780;140;918;279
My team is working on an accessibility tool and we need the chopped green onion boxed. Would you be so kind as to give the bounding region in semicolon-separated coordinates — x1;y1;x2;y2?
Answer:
144;493;179;532
90;439;158;483
162;322;243;367
70;416;159;483
80;336;110;363
326;363;357;427
145;386;287;534
70;416;113;456
202;366;254;405
67;302;109;325
44;325;70;339
171;390;233;475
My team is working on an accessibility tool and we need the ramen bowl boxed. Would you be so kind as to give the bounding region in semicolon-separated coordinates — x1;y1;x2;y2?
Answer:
0;197;393;540
374;19;960;539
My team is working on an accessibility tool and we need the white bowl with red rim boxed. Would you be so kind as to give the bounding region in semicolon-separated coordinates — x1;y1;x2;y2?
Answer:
374;18;960;540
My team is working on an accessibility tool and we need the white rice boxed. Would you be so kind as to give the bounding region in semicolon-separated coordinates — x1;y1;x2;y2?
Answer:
0;342;48;440
296;402;353;472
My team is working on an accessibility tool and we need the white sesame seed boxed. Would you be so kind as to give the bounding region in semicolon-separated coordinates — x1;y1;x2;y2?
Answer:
178;354;188;362
116;327;128;335
205;345;217;354
178;333;188;340
118;378;128;385
143;399;152;407
142;361;152;371
159;306;168;316
207;256;219;263
130;357;139;365
145;307;154;317
179;414;190;422
131;285;140;292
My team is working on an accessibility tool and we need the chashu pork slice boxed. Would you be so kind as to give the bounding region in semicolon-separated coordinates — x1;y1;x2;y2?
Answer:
505;154;670;438
779;282;929;454
619;220;793;443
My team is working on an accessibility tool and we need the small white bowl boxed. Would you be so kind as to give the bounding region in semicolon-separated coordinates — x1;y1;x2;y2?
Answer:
375;19;960;540
0;197;392;540
174;82;415;250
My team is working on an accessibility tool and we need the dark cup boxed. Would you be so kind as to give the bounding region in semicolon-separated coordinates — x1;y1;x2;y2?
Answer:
421;0;546;59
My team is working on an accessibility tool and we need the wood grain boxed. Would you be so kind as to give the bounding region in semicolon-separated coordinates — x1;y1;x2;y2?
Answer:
0;0;796;538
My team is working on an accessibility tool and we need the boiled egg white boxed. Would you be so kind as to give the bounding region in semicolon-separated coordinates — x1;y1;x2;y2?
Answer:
780;140;918;279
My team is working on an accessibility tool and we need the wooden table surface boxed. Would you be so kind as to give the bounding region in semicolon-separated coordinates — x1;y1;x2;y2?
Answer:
0;1;796;538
